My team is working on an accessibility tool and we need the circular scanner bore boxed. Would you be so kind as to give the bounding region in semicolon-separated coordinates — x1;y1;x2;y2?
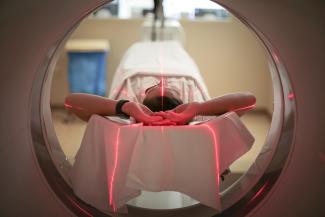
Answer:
34;1;296;216
7;1;325;217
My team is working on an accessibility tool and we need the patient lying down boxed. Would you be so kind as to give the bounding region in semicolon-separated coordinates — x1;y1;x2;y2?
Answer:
64;80;256;126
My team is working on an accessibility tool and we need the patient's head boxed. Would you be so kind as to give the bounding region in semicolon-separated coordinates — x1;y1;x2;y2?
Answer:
143;96;183;112
142;82;183;112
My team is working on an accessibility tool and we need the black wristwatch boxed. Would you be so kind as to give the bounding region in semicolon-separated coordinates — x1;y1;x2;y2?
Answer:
115;100;130;119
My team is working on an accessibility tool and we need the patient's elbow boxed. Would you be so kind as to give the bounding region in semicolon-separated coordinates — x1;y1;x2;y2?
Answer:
64;94;73;111
248;94;256;105
243;92;256;106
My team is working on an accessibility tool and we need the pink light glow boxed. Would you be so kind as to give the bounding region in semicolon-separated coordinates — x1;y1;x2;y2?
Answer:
160;125;165;134
108;127;121;212
64;103;85;111
110;88;119;96
202;124;220;203
319;152;325;164
272;51;280;63
288;93;294;100
140;91;146;98
119;89;130;98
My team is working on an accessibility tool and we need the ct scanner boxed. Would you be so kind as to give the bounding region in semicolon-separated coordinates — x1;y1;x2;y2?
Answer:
1;0;324;216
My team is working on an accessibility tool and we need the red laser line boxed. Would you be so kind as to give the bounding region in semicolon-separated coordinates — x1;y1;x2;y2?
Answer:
108;127;121;212
231;104;256;112
249;181;269;203
202;124;220;205
159;43;165;110
63;192;93;217
159;45;165;97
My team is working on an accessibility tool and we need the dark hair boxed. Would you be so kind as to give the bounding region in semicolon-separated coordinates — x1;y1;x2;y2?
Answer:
143;96;183;112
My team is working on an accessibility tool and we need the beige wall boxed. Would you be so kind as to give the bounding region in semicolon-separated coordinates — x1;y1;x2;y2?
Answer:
51;16;273;113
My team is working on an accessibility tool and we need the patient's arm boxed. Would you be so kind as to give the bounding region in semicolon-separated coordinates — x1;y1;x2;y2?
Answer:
65;93;117;121
64;93;162;124
195;92;256;117
154;92;256;125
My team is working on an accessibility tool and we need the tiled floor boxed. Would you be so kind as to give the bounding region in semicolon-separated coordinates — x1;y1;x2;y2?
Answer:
51;109;271;173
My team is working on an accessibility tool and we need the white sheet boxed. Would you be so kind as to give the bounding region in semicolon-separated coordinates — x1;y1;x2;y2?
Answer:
109;41;210;101
70;112;254;214
111;75;209;106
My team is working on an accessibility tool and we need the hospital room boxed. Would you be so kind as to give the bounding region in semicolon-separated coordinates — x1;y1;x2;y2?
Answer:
2;0;325;216
49;0;273;214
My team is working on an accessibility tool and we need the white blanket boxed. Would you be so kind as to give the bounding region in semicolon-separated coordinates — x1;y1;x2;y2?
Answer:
70;112;254;213
109;41;210;101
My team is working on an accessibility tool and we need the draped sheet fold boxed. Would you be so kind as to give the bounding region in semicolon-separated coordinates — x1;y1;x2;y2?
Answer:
70;112;254;213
